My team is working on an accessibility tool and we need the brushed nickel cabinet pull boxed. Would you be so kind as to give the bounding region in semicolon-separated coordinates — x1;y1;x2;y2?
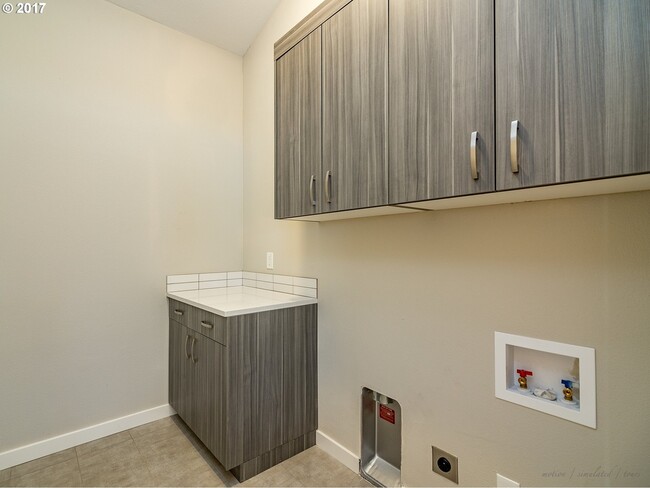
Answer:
510;120;519;173
200;320;213;330
174;309;184;316
309;175;316;207
191;337;197;363
325;170;332;203
470;131;479;180
185;335;191;359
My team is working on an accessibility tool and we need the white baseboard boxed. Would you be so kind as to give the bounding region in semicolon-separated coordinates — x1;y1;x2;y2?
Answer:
316;430;359;474
0;404;175;471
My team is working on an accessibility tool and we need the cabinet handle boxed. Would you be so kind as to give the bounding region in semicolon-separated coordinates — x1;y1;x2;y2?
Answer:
174;309;184;316
325;170;332;203
470;131;479;180
309;175;316;207
510;120;519;173
200;320;213;330
184;334;191;359
190;337;197;363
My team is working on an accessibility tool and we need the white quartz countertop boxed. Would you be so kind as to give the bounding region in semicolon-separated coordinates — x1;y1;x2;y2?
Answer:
167;286;317;317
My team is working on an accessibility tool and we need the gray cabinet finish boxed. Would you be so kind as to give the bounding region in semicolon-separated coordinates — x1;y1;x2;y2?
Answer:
168;302;318;481
275;29;322;219
389;0;495;202
322;0;388;212
281;305;318;443
168;320;185;422
192;306;227;346
275;0;352;59
169;322;224;454
496;0;650;190
274;0;649;220
168;299;189;327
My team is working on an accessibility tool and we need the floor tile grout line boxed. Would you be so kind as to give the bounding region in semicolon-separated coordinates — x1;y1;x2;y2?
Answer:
169;415;238;487
128;425;160;485
74;445;83;486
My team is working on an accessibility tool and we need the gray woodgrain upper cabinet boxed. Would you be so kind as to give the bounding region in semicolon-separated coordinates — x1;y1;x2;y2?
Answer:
389;0;495;203
496;0;650;190
322;0;389;212
275;29;322;219
275;0;388;218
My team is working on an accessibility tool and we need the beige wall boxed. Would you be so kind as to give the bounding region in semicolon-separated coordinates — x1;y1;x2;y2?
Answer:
0;0;243;451
243;1;650;485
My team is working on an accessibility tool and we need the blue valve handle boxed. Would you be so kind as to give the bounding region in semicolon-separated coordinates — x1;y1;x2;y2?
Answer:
561;379;573;389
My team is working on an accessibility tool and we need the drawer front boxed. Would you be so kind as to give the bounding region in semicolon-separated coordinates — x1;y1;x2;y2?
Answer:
189;307;227;346
168;299;190;326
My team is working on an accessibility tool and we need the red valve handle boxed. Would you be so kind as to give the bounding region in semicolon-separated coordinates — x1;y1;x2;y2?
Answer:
516;369;533;378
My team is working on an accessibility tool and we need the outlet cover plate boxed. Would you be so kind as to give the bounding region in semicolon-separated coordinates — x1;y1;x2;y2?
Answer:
432;446;458;484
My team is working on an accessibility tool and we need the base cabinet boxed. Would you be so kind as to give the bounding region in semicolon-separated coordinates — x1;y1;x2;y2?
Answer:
168;301;317;481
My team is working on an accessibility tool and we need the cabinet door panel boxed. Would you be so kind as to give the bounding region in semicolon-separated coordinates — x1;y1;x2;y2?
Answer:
275;29;322;218
170;323;196;429
194;335;225;462
282;305;318;443
322;0;388;212
496;0;650;190
223;314;258;470
168;321;184;419
255;312;283;454
389;0;495;203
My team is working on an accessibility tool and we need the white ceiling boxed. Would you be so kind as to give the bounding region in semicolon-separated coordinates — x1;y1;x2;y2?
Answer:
105;0;282;56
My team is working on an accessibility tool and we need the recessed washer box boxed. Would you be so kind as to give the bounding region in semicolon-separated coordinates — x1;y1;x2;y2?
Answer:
495;332;596;429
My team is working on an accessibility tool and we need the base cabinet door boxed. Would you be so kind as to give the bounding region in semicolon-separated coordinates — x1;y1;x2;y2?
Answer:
193;333;225;461
496;0;650;190
168;321;185;420
169;321;224;452
280;305;318;443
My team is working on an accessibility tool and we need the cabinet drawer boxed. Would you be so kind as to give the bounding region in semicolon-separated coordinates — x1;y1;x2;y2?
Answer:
168;299;190;326
189;307;227;346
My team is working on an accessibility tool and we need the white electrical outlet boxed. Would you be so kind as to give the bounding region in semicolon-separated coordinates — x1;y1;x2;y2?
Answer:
266;252;274;270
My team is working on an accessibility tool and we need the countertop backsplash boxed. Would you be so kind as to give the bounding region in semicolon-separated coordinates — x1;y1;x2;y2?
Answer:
166;271;317;298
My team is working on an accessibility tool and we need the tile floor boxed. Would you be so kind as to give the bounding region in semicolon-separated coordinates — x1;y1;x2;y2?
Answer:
0;416;372;487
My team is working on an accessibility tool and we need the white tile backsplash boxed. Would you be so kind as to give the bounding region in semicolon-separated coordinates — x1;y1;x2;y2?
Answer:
167;274;199;284
273;275;293;285
167;282;199;292
167;271;317;297
256;281;274;291
293;277;317;289
294;286;317;298
199;272;227;282
256;273;273;283
199;280;227;290
273;283;293;294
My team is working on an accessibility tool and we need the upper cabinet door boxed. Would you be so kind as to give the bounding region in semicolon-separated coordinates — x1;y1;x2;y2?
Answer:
389;0;495;203
496;0;650;190
322;0;388;212
275;29;322;219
